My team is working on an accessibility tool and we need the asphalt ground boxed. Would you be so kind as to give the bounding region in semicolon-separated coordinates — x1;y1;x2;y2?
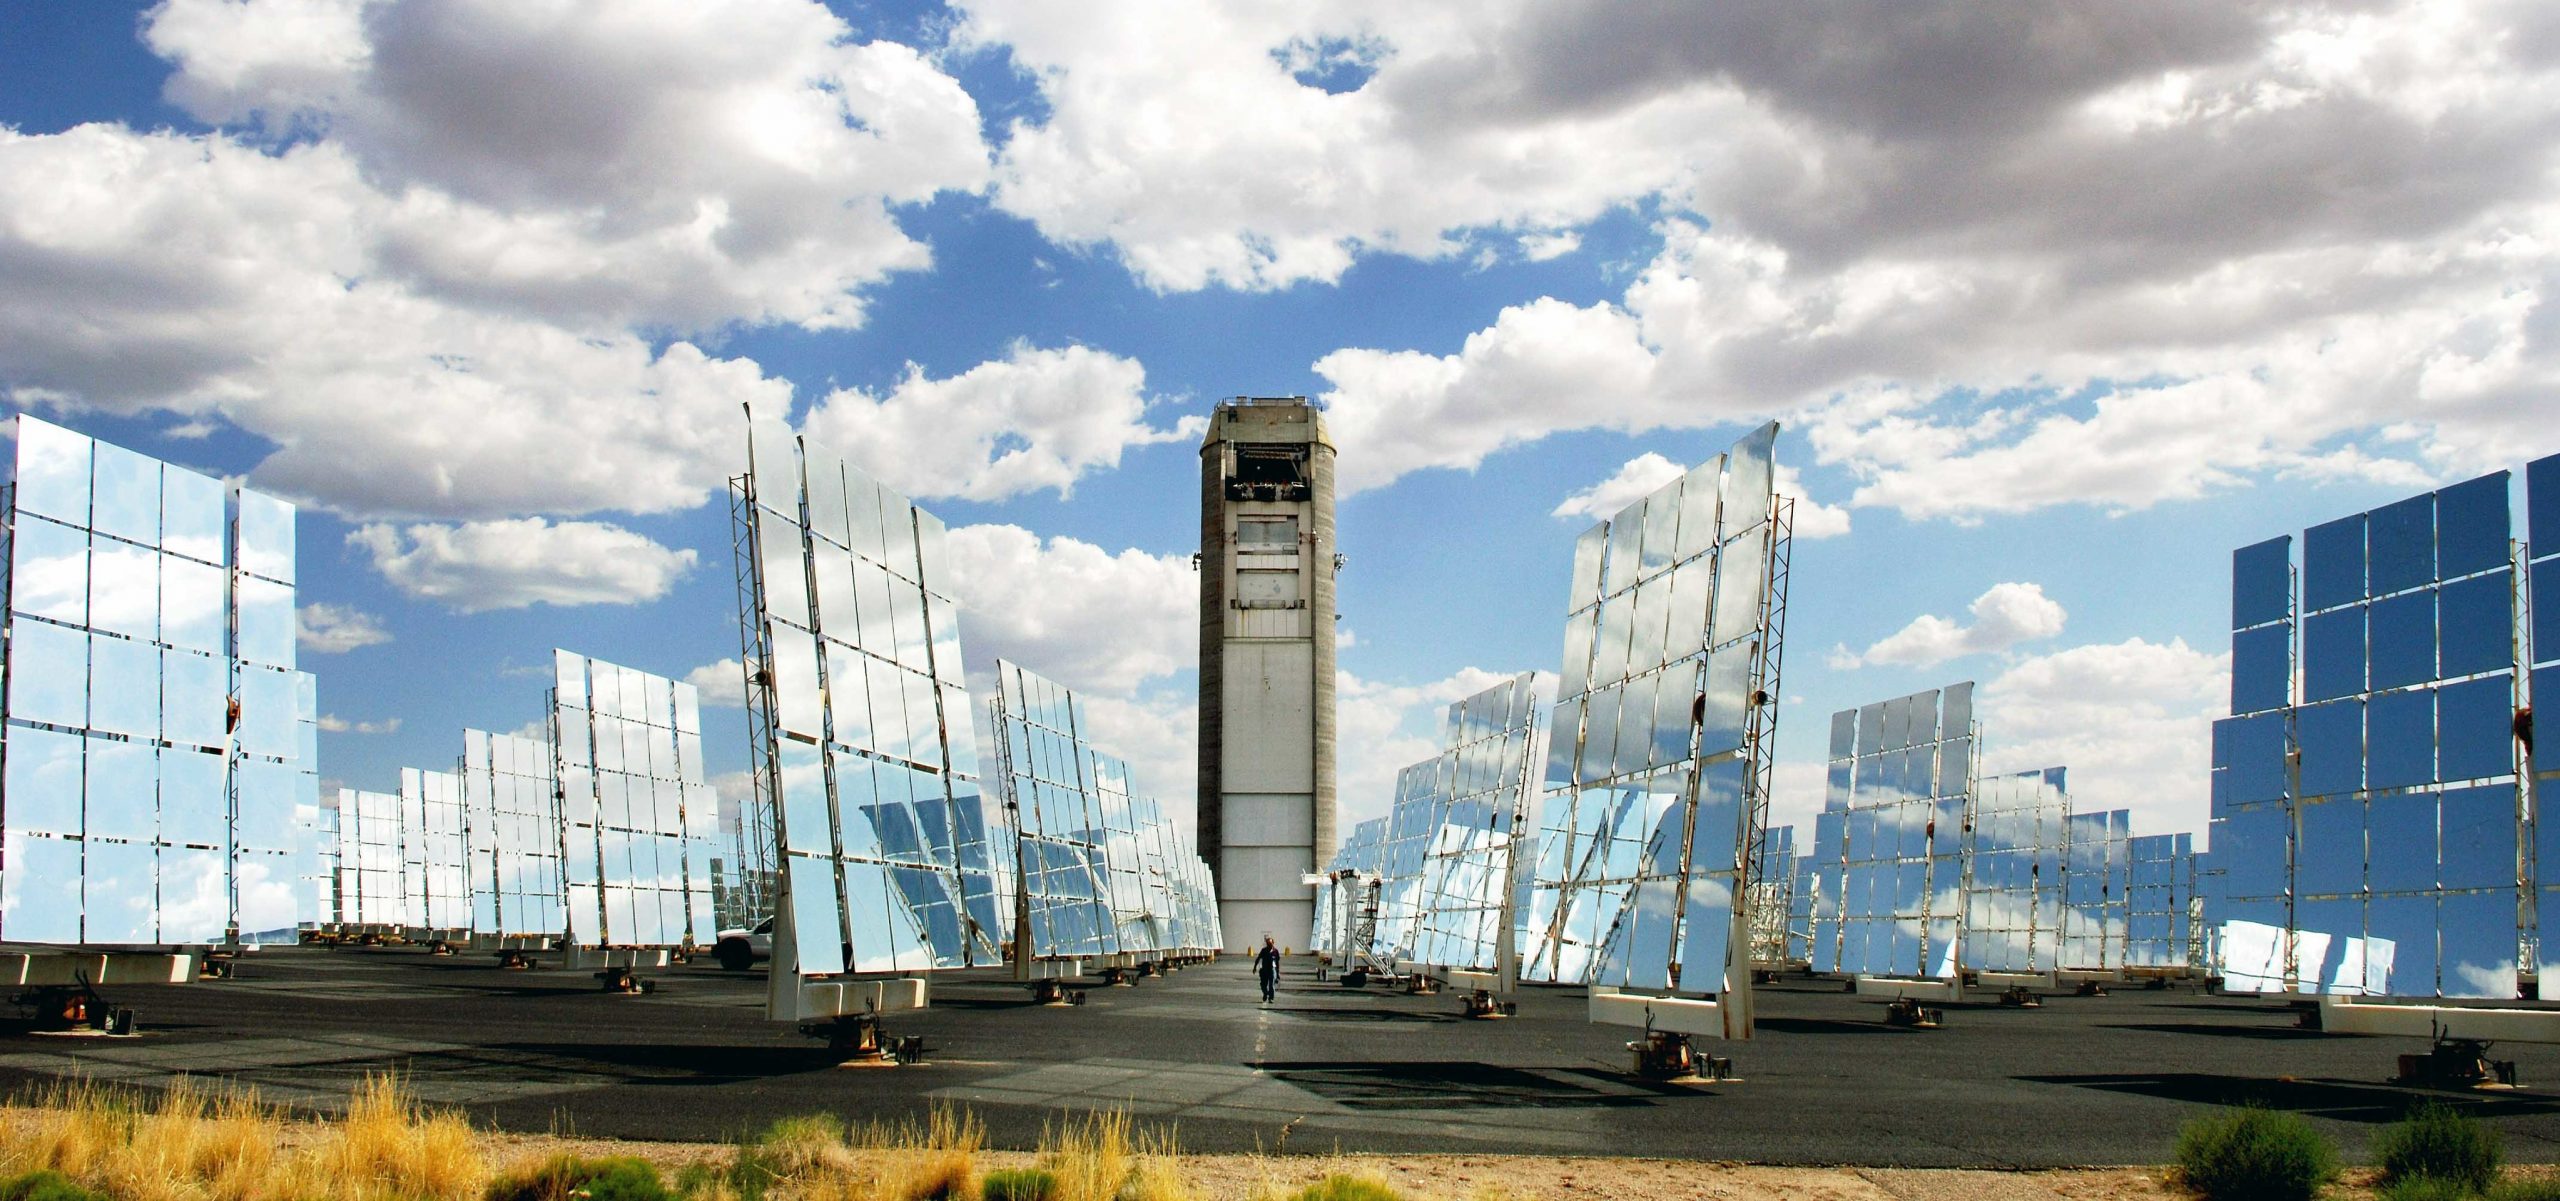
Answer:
4;946;2560;1166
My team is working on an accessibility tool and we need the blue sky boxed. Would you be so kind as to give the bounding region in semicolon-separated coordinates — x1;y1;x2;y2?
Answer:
2;0;2554;847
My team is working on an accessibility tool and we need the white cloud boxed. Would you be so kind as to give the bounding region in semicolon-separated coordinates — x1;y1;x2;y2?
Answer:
297;602;391;653
685;658;749;709
964;3;1719;291
0;0;993;521
939;524;1195;694
802;343;1204;504
1977;636;2228;838
1775;465;1851;540
349;518;697;612
1552;452;1683;520
1519;230;1581;262
1768;759;1828;845
317;714;401;735
1334;666;1519;829
1071;690;1200;836
145;0;987;331
1210;0;2560;509
1834;582;2068;669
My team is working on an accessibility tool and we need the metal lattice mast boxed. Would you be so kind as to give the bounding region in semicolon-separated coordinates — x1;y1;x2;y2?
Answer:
728;474;780;931
1740;496;1797;936
988;689;1035;970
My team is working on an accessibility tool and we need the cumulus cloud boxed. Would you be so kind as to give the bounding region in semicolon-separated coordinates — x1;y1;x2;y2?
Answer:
1977;636;2228;837
802;344;1204;503
939;524;1195;695
0;0;990;521
297;602;391;653
1552;452;1683;520
350;518;697;612
317;714;401;735
1775;465;1851;540
1334;666;1521;828
145;0;986;330
1074;0;2560;508
962;3;1717;291
1834;583;2068;669
685;657;749;709
1069;690;1200;832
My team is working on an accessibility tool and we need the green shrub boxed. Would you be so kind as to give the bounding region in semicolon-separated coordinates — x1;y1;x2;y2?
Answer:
2487;1177;2560;1201
2171;1106;2340;1201
2380;1178;2476;1201
488;1154;672;1201
1288;1177;1403;1201
0;1171;109;1201
2378;1103;2504;1194
756;1113;848;1147
671;1162;727;1198
982;1167;1057;1201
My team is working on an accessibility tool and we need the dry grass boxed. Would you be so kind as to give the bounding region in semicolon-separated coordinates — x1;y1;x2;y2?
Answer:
0;1074;488;1201
1036;1110;1130;1201
1124;1123;1194;1201
297;1074;489;1200
0;1085;2220;1201
858;1105;983;1201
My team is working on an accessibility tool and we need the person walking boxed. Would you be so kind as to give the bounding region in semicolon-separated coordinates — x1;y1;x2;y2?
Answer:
1254;936;1281;1004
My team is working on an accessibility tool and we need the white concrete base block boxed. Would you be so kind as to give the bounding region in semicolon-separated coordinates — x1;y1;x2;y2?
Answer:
1974;972;2055;989
0;952;195;986
789;977;930;1022
1588;987;1728;1038
1855;976;1962;1001
2319;997;2560;1043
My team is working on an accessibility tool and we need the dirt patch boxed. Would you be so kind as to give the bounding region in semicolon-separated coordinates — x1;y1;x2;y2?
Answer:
473;1135;2194;1200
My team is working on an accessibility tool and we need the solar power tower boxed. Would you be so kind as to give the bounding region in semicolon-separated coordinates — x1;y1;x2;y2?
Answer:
1199;397;1338;953
736;416;1010;1053
0;415;312;1008
1525;422;1792;1065
2209;457;2560;1054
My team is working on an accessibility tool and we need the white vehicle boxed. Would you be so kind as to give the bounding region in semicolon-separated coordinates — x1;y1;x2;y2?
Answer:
714;917;772;971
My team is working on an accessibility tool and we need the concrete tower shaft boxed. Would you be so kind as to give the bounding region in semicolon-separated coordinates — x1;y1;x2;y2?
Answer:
1198;398;1337;952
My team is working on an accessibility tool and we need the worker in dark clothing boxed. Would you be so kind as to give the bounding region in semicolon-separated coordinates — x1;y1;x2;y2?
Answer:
1254;936;1281;1004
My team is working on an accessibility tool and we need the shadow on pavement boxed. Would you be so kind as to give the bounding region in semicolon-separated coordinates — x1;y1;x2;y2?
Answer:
2099;1022;2334;1041
2019;1072;2560;1122
1270;1007;1460;1024
1755;1017;1922;1036
1251;1060;1682;1110
486;1042;846;1081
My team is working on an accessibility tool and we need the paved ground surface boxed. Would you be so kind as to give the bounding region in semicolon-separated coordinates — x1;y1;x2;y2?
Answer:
3;947;2559;1166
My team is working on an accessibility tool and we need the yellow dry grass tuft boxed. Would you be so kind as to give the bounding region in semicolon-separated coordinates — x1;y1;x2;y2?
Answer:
860;1104;984;1201
1037;1110;1132;1201
296;1073;489;1200
103;1078;278;1201
0;1073;487;1201
1;1078;132;1182
1121;1122;1194;1201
